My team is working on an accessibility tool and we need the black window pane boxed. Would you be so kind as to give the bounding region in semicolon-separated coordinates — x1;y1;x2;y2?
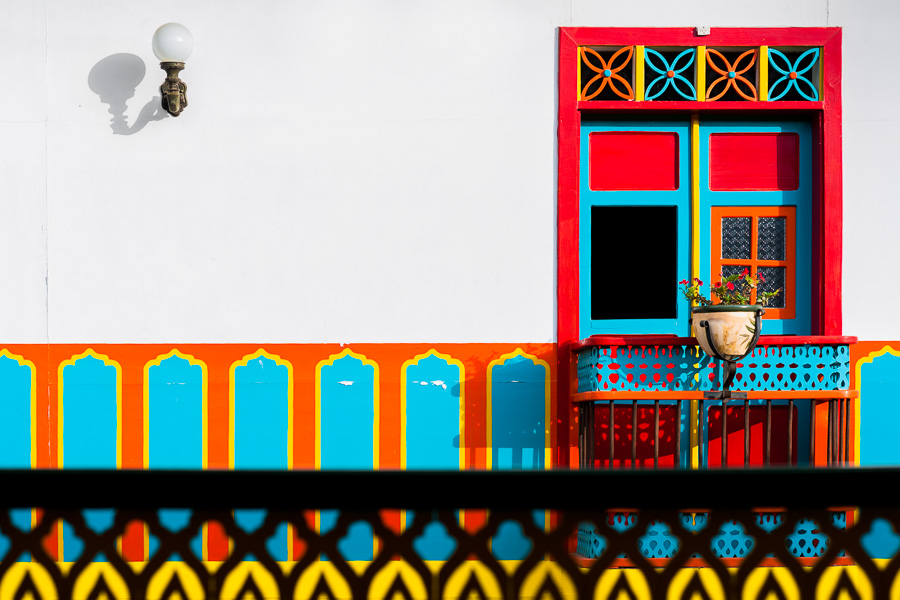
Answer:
757;266;786;308
722;217;752;259
591;206;677;320
758;217;786;260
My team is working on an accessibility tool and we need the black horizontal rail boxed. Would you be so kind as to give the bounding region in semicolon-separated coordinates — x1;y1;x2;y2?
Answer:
1;467;896;510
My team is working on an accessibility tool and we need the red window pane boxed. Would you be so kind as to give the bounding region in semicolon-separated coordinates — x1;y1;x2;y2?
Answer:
709;132;799;191
589;131;679;191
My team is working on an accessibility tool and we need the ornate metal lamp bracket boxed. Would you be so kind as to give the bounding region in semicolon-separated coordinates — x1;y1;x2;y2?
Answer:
160;61;188;117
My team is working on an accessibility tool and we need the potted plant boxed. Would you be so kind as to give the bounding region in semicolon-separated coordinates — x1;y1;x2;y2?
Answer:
679;270;781;361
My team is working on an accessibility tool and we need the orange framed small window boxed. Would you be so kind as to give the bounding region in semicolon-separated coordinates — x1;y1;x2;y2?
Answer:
711;206;796;320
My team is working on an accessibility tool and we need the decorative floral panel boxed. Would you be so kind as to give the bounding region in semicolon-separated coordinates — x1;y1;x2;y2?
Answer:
768;47;820;101
575;44;823;104
579;46;635;100
706;48;759;101
644;48;697;100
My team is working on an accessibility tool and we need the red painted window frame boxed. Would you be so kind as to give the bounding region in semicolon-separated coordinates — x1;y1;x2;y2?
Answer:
556;28;842;468
557;27;842;345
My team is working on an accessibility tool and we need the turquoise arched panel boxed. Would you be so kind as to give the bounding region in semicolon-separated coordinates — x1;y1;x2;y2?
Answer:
234;355;289;469
490;353;546;560
491;355;546;470
320;353;375;469
61;353;118;561
860;352;900;466
233;354;290;561
148;355;203;469
62;355;117;468
404;352;461;560
0;355;32;468
0;353;33;562
148;354;205;561
319;352;376;561
405;353;461;470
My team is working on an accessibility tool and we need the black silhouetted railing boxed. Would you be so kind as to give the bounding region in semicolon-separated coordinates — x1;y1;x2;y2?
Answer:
0;469;897;599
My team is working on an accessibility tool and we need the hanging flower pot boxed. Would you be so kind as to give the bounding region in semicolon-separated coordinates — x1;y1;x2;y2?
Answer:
691;305;764;361
679;271;779;362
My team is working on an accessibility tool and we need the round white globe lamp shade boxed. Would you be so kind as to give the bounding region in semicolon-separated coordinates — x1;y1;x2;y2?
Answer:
152;23;193;63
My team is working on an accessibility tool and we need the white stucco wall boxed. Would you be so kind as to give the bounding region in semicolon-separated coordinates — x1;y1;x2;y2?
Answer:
0;0;896;343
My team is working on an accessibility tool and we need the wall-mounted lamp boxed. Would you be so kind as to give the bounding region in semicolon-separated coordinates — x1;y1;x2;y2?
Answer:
152;23;193;117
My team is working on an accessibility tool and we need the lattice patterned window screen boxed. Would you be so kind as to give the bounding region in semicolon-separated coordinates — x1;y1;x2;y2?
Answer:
712;208;795;317
721;217;752;259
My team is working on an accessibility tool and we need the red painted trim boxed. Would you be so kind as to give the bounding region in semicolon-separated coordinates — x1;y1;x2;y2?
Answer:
557;27;843;348
577;100;823;111
562;27;840;48
820;30;843;335
557;29;843;471
572;390;859;402
557;30;580;468
573;335;857;349
558;29;580;347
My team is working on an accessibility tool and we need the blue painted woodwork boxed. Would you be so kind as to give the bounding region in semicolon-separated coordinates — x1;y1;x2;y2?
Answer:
578;120;691;337
234;355;289;470
490;354;546;470
154;509;202;561
576;343;850;393
576;511;845;560
645;48;697;100
148;355;203;469
768;48;820;101
0;510;33;562
639;521;680;558
0;355;31;468
320;353;374;470
61;354;118;561
409;511;457;561
861;518;900;560
711;521;753;558
699;120;812;335
405;353;460;470
62;355;117;469
404;353;461;560
147;354;205;562
233;355;290;561
491;515;542;561
319;352;376;561
490;353;546;559
860;352;900;466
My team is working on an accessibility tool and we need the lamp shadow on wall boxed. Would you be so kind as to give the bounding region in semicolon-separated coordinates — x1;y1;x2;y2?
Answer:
89;53;167;135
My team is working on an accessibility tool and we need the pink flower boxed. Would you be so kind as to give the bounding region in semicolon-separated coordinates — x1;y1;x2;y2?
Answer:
715;281;721;287
759;275;766;282
742;268;749;276
680;279;688;285
726;282;735;291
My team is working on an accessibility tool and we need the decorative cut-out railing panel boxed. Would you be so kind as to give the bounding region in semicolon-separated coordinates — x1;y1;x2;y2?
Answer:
575;337;854;393
576;510;846;560
0;469;897;600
